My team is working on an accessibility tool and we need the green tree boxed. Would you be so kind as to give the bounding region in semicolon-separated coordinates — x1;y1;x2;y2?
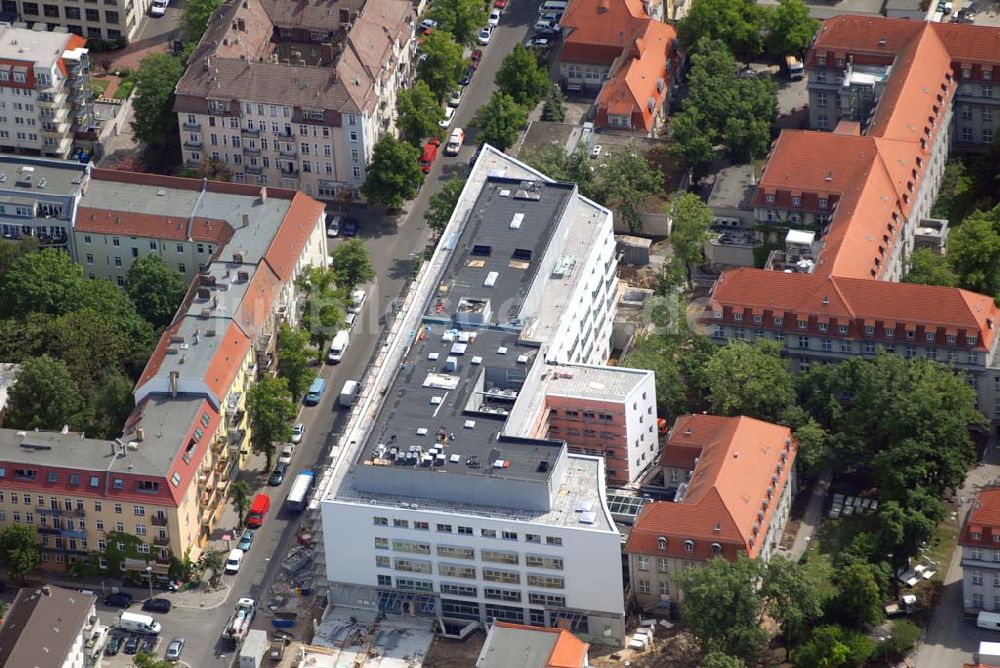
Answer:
701;653;744;668
0;524;41;582
330;239;375;293
765;0;819;56
793;419;830;481
667;193;712;285
396;80;446;146
472;91;527;152
276;323;315;401
541;85;566;122
875;492;944;570
595;149;664;232
680;555;769;662
198;550;225;589
135;651;174;668
417;30;467;101
428;0;488;45
298;267;347;359
47;308;131;393
948;203;1000;296
246;375;295;470
228;480;253;526
763;556;824;660
678;0;767;60
362;136;424;210
903;247;958;287
1;248;83;318
831;563;884;629
426;175;465;233
795;625;875;668
703;339;795;422
125;255;189;328
0;313;54;362
0;237;39;278
495;44;551;108
669;110;716;180
518;145;596;198
181;0;221;42
6;355;86;431
131;54;184;147
84;373;136;439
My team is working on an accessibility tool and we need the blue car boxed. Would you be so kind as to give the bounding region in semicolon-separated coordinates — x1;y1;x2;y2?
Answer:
341;218;359;237
237;529;254;552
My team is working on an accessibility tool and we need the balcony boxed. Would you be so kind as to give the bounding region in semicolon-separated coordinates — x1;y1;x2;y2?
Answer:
151;515;167;527
241;126;260;136
184;139;204;149
153;535;169;547
183;121;202;131
245;165;263;175
227;428;247;448
243;145;261;156
280;169;300;178
279;147;297;158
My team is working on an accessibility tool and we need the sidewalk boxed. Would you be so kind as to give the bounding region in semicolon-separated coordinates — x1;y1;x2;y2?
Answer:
786;469;832;561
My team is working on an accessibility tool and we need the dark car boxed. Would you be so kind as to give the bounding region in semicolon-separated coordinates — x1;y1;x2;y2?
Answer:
470;49;483;69
142;597;172;613
105;635;124;656
104;591;134;608
268;463;287;486
237;529;254;552
341;218;359;237
124;635;140;655
459;65;474;86
141;635;157;653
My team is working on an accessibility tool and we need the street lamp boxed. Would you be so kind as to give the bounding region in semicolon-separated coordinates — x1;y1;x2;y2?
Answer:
145;565;153;601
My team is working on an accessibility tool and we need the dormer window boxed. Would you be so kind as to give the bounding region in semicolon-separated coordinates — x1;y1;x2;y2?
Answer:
906;329;915;339
817;55;826;66
835;57;844;67
733;312;743;321
969;336;979;345
819;198;828;208
753;314;763;324
658;536;667;551
791;196;802;207
711;543;722;556
926;332;935;342
797;319;807;329
838;324;849;335
948;334;957;343
963;68;972;79
974;532;983;540
865;325;875;336
774;316;783;326
683;540;694;552
766;193;775;203
885;328;894;337
713;311;723;320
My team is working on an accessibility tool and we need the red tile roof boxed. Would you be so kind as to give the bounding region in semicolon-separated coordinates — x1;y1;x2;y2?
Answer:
489;623;589;668
560;0;650;64
960;488;1000;547
202;321;252;404
76;207;234;244
659;414;729;468
627;415;795;560
709;267;1000;351
263;191;325;281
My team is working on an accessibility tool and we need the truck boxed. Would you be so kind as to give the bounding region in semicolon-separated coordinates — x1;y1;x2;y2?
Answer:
239;629;268;668
116;612;161;635
327;329;350;364
445;128;465;156
304;377;326;405
784;55;804;80
883;594;919;617
246;494;270;528
286;470;315;511
420;138;440;173
339;379;360;407
222;597;257;648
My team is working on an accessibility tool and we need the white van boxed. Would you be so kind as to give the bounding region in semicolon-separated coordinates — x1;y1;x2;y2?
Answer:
979;611;1000;630
327;329;350;364
539;1;568;14
339;380;360;407
117;612;162;635
225;548;244;574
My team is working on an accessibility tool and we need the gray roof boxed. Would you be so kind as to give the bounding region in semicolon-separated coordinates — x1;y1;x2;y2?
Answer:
258;0;364;31
0;154;88;199
707;163;757;211
0;585;96;668
0;26;76;69
477;625;561;668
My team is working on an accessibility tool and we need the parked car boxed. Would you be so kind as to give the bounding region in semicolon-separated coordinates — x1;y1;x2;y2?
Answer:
525;37;553;50
142;598;172;614
448;89;462;108
326;215;341;237
470;49;483;69
488;8;501;25
348;288;366;314
124;635;140;655
534;19;560;34
345;312;357;331
439;106;456;129
341;217;359;237
104;592;134;608
478;25;493;45
419;18;438;32
165;637;185;661
141;636;156;653
105;635;124;656
237;529;254;552
291;423;305;444
460;65;474;86
224;548;244;575
268;462;288;486
494;0;507;7
278;443;295;465
150;0;168;15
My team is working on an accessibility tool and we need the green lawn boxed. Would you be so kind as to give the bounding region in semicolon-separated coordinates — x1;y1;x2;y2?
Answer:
114;75;136;100
90;78;110;97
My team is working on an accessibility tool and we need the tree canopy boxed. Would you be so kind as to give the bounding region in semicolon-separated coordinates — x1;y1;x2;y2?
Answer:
594;150;664;233
426;175;465;233
276;323;315;401
668;193;712;285
703;339;796;422
125;255;188;328
472;92;528;152
766;0;820;56
518;145;596;199
829;563;884;629
330;239;375;293
417;31;467;101
0;524;41;582
297;266;347;358
427;0;488;45
795;625;875;668
495;44;551;108
678;0;766;60
947;203;1000;297
132;54;185;147
903;247;958;287
362;136;424;209
396;80;446;146
6;355;87;431
181;0;221;42
246;375;295;470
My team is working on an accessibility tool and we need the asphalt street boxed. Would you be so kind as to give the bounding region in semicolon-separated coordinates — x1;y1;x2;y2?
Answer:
114;6;540;664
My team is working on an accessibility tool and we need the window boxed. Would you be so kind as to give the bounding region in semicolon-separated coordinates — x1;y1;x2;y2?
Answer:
482;549;519;564
439;563;476;579
393;558;431;574
684;540;694;552
526;533;541;543
393;519;409;528
440;583;477;597
483;568;520;584
375;555;390;568
638;579;651;594
838;324;849;335
437;545;475;559
484;587;521;602
774;316;783;326
546;536;563;546
135;524;146;536
374;537;389;550
501;531;517;541
392;540;430;555
798;319;807;329
798;336;809;349
637;555;650;571
414;521;429;530
525;554;563;569
437;523;453;533
457;526;473;535
657;536;667;551
373;516;388;526
481;529;496;538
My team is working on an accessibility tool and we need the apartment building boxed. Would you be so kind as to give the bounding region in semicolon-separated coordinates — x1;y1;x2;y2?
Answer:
706;267;1000;426
0;169;328;572
960;488;1000;613
0;153;87;251
5;0;145;42
558;0;681;135
625;414;796;607
0;25;93;159
0;584;106;667
319;146;653;643
174;0;414;200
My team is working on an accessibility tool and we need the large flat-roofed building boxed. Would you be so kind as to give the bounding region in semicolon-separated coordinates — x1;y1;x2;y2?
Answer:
0;154;88;252
174;0;414;200
0;584;106;667
9;0;147;41
320;146;650;643
0;169;328;572
0;26;93;159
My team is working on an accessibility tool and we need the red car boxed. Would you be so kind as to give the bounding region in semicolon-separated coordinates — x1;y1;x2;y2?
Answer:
470;49;483;69
494;0;507;8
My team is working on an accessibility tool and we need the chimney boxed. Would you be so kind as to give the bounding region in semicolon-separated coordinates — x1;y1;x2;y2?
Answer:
202;177;208;191
137;427;145;442
242;212;250;227
169;371;179;397
259;186;267;202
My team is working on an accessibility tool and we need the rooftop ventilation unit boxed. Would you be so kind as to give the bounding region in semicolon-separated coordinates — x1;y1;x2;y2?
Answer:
552;254;576;277
513;181;542;201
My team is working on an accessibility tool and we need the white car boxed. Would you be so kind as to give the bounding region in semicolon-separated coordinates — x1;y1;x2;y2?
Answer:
150;0;168;15
326;215;341;237
224;549;244;575
348;288;366;314
439;106;456;129
488;8;501;26
345;312;357;331
448;89;462;108
278;443;295;465
478;25;493;45
525;37;553;50
291;423;304;444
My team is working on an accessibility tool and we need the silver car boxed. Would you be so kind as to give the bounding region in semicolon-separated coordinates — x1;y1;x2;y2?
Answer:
165;637;184;661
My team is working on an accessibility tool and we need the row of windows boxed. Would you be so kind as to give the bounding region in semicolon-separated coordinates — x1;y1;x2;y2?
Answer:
21;4;118;21
372;517;563;545
717;310;977;344
0;469;163;494
81;235;214;255
959;126;994;144
384;578;569;609
374;555;567;588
